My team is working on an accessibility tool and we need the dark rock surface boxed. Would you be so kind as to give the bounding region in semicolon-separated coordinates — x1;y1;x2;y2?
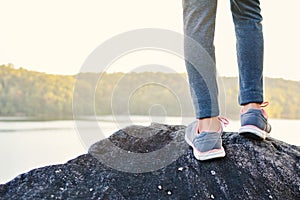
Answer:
0;123;299;199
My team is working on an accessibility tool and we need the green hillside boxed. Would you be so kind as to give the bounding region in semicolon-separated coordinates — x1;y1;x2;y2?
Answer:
0;64;299;119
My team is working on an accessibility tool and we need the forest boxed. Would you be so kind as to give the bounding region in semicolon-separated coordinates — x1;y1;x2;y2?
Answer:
0;64;299;119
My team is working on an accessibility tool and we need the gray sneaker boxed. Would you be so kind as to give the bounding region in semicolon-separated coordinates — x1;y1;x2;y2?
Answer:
239;102;271;140
185;117;228;161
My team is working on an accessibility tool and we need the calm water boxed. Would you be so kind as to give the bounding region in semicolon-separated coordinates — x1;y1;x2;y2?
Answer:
0;116;299;184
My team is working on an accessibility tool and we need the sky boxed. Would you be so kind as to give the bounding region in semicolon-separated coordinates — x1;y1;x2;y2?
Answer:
1;0;300;80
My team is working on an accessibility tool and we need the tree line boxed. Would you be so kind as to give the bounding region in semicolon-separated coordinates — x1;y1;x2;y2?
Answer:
0;64;299;119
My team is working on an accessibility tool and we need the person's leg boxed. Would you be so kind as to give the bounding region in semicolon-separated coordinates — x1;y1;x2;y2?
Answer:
183;0;227;160
230;0;264;107
230;0;271;139
183;0;220;132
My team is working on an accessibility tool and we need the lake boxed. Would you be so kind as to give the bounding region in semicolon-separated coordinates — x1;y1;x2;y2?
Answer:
0;116;299;184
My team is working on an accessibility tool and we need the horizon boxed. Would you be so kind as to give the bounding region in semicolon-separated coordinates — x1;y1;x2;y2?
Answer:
2;63;300;83
1;1;300;81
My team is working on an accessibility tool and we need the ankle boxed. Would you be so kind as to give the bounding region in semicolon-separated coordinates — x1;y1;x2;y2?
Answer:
242;103;261;113
197;117;221;133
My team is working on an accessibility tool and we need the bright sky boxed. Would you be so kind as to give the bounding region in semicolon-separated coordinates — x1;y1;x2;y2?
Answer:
1;0;300;80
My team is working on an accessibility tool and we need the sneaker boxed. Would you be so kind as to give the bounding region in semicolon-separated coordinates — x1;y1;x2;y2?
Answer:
185;117;228;161
239;102;271;140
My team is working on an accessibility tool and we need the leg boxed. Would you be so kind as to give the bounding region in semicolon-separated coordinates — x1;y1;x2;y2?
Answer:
230;0;264;106
231;0;271;139
183;0;219;121
183;0;226;161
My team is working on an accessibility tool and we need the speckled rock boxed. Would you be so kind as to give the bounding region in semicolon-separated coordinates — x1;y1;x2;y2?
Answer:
0;123;299;199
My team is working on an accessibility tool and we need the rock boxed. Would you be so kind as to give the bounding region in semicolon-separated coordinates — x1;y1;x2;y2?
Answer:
0;123;299;199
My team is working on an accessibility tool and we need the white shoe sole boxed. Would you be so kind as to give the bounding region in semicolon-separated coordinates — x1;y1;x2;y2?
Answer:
184;134;226;161
239;125;268;140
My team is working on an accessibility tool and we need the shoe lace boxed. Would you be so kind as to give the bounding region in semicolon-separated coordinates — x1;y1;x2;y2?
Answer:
260;101;269;108
260;101;269;117
217;116;229;133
